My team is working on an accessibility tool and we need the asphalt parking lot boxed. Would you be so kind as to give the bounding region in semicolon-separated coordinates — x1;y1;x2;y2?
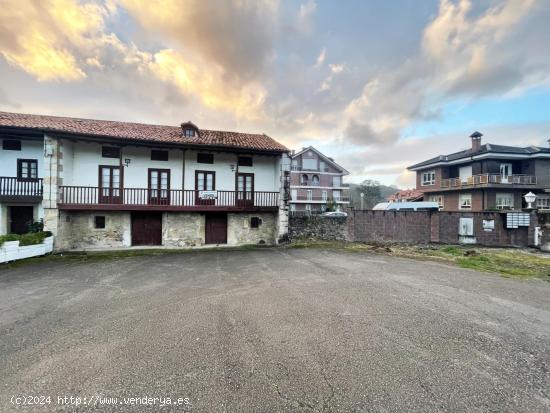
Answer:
1;248;549;412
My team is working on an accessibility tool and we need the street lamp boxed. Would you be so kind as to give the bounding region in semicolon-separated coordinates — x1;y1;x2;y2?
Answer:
524;191;537;209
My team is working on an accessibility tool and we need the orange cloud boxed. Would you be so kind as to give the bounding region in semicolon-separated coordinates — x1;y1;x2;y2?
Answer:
0;0;107;81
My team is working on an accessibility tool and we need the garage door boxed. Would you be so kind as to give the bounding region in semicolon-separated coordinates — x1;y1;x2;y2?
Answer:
131;212;162;246
205;213;227;244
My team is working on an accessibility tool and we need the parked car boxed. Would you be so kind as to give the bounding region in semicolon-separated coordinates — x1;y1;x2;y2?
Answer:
322;211;348;217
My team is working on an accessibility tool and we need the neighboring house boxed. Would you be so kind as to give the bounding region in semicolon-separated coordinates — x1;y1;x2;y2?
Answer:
387;189;424;203
289;146;350;213
0;111;290;250
408;132;550;211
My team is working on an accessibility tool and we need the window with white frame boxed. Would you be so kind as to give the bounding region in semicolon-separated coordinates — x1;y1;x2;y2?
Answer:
333;190;341;201
302;158;317;170
305;204;312;213
459;193;472;209
322;190;327;201
428;195;444;208
332;176;341;187
421;171;436;186
307;190;312;200
536;195;550;209
496;193;514;209
289;204;296;212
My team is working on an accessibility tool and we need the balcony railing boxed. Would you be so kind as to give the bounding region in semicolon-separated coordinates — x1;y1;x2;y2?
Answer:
291;195;350;203
58;186;279;210
440;174;537;188
0;177;43;198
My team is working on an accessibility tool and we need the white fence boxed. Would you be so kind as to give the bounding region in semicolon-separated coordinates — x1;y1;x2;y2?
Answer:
0;236;54;263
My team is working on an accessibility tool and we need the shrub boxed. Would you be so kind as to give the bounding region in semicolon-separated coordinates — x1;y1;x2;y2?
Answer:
18;231;49;246
0;231;52;247
0;234;21;245
27;219;44;233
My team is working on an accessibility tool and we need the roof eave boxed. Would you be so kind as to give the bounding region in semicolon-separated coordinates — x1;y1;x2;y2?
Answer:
0;126;288;155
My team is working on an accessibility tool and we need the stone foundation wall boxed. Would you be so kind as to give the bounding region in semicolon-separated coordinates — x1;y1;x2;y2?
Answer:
56;211;131;250
227;212;278;245
163;212;205;247
289;215;348;242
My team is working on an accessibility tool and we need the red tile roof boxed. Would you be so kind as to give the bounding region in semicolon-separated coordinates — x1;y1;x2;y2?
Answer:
0;111;288;153
387;189;424;202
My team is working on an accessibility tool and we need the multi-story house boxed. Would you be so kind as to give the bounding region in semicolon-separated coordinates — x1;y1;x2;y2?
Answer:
289;146;350;213
0;111;290;250
408;132;550;211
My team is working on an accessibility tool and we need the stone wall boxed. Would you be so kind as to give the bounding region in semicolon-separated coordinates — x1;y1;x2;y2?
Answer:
228;212;278;245
163;212;204;247
57;211;131;250
289;215;348;242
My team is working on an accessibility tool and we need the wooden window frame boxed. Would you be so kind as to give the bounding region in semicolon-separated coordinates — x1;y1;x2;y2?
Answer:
195;170;216;205
148;168;171;205
17;158;38;181
236;172;254;207
98;165;123;204
151;150;169;161
238;156;253;167
197;153;214;164
3;139;21;151
101;146;121;158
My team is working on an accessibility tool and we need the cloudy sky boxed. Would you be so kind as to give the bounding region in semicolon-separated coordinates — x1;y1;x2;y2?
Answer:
1;0;549;187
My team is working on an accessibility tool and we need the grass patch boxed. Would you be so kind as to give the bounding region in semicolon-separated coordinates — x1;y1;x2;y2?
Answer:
286;240;550;279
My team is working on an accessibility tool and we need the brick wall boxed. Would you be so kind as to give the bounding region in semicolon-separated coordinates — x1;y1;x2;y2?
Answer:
349;211;432;243
348;210;539;247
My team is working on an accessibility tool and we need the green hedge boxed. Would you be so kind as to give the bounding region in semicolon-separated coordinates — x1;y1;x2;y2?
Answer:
0;231;52;247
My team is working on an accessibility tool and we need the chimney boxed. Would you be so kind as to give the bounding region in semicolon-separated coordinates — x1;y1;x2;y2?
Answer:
470;131;483;152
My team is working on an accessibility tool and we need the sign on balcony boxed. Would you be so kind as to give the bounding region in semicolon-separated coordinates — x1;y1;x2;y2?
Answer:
199;190;217;200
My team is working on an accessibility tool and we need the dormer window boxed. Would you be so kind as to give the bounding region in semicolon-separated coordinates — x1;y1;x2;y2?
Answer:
181;121;199;138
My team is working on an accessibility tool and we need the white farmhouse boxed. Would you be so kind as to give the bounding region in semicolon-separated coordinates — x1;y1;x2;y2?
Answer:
0;112;290;250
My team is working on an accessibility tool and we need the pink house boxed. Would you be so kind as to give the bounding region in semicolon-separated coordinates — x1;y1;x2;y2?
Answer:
289;146;350;213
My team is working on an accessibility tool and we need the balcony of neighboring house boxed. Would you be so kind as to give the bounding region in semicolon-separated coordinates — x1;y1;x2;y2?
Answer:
440;173;537;189
0;176;43;202
58;186;279;212
290;194;350;204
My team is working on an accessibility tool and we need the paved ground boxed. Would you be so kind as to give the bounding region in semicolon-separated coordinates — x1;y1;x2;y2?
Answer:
0;248;549;412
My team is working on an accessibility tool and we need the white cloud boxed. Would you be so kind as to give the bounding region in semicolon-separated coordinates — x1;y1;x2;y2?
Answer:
299;0;317;19
314;48;326;68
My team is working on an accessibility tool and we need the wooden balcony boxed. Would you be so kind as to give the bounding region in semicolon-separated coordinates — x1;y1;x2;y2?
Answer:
58;186;280;212
440;174;537;189
0;176;43;202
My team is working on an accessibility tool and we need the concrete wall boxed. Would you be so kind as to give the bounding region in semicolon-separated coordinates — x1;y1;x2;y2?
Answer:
61;142;281;192
228;212;278;245
0;137;44;178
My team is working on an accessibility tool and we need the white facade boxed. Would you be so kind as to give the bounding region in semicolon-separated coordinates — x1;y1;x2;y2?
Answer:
0;133;288;249
60;140;280;192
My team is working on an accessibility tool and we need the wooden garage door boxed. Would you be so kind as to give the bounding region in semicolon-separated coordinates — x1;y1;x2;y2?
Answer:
131;212;162;246
205;213;227;244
